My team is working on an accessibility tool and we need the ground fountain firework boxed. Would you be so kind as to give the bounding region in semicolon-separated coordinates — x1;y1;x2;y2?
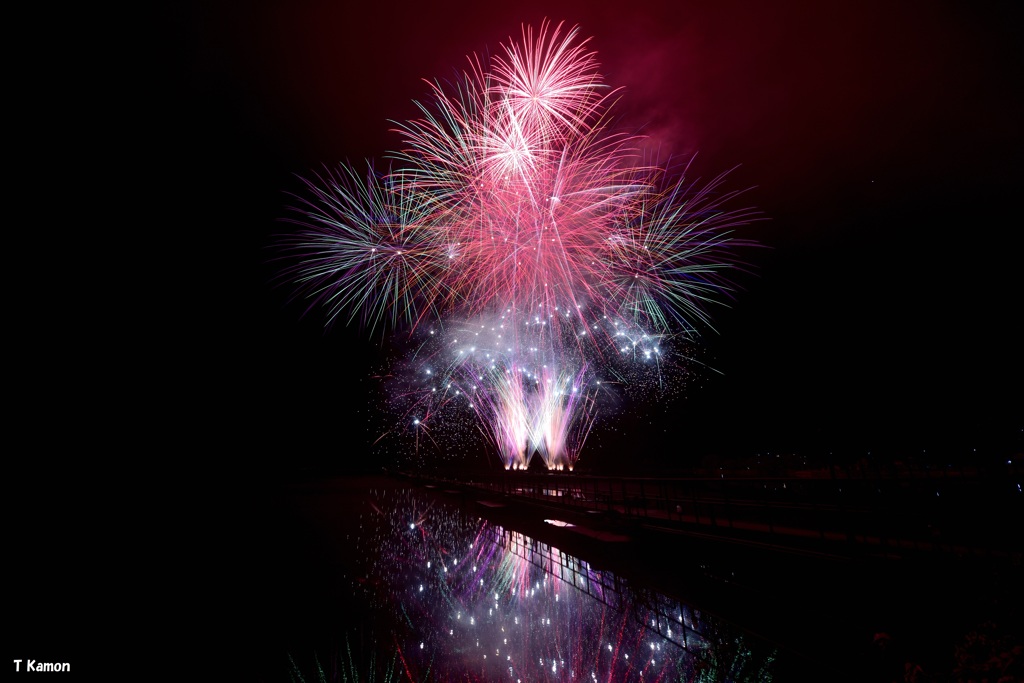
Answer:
275;20;761;469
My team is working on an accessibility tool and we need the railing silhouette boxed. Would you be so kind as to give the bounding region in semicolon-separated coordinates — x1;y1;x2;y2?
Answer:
405;459;1022;561
481;522;708;651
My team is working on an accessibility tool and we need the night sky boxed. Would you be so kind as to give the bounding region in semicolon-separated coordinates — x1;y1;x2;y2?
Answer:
170;0;1022;472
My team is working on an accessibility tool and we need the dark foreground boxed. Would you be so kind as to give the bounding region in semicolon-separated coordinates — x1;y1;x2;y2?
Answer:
198;469;1022;682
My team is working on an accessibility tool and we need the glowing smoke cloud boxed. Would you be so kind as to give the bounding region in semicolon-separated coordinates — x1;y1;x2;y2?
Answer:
276;20;760;469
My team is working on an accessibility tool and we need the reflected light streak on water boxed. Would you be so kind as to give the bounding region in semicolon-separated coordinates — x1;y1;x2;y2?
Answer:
335;486;776;681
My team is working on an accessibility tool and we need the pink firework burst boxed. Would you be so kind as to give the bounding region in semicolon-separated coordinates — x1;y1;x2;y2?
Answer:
277;20;762;469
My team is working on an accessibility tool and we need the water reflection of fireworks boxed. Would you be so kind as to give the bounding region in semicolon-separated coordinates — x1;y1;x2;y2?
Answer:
330;486;776;682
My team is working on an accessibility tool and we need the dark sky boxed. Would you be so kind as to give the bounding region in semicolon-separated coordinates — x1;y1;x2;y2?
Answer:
171;0;1022;470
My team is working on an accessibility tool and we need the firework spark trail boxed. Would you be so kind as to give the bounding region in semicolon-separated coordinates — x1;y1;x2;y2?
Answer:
490;20;613;139
277;19;761;469
276;164;455;336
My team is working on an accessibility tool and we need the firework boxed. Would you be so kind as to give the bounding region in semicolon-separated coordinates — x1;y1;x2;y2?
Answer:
276;19;760;468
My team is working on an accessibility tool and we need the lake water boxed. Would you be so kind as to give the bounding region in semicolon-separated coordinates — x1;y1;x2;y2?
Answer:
222;474;1020;682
